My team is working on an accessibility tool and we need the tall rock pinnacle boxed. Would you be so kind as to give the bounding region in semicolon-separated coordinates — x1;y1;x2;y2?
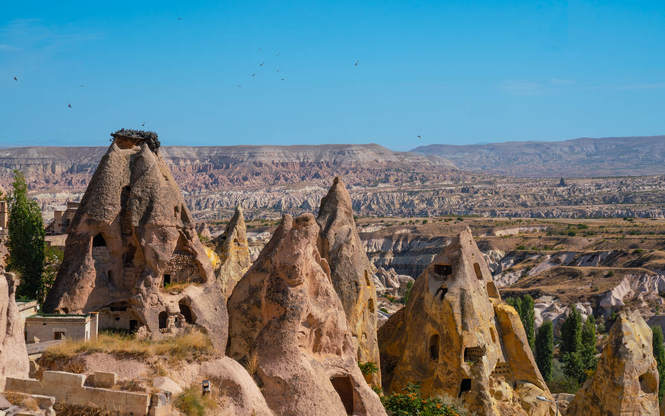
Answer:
214;206;252;297
317;177;381;385
379;227;552;415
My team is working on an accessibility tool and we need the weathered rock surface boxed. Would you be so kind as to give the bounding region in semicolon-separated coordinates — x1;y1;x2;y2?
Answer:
0;272;29;390
317;177;381;385
42;131;227;348
231;213;386;416
214;207;252;297
372;267;413;296
379;227;552;415
567;310;660;416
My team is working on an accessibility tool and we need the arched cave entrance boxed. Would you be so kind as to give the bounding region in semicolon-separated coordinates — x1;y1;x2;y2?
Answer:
473;263;483;279
429;334;440;361
179;303;194;324
92;233;106;247
458;378;472;398
330;376;354;415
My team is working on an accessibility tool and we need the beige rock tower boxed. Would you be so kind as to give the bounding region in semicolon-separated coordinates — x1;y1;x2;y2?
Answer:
0;271;29;390
379;227;553;416
317;177;381;385
42;130;227;348
228;214;386;416
567;310;659;416
214;207;252;297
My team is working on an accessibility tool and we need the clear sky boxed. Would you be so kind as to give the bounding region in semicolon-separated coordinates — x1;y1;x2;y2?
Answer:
1;0;664;150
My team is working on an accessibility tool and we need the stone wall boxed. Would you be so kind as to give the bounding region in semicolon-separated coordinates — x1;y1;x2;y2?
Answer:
5;371;171;416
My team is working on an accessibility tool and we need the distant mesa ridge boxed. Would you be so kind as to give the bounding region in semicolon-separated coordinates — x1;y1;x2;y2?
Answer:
411;135;665;177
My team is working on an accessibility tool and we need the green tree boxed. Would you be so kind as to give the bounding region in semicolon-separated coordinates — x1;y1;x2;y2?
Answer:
402;281;414;304
535;320;554;382
560;307;583;355
6;170;46;302
652;325;665;403
506;295;535;349
560;308;585;383
581;315;598;374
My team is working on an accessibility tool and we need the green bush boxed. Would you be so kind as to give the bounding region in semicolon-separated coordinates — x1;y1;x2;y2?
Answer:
174;387;216;416
358;361;379;376
381;383;464;416
605;270;615;277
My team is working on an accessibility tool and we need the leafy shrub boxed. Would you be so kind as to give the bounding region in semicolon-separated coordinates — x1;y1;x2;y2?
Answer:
515;245;526;250
381;383;464;415
605;270;615;277
174;387;217;416
380;307;389;314
359;361;379;376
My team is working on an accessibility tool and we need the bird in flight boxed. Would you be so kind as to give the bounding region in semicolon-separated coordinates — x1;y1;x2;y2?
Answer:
178;18;181;20
355;60;359;66
258;48;261;50
276;53;280;57
13;77;17;81
417;135;421;138
252;73;256;77
260;62;264;67
238;85;242;87
142;122;145;126
68;103;72;108
80;85;84;87
281;78;284;81
276;68;281;73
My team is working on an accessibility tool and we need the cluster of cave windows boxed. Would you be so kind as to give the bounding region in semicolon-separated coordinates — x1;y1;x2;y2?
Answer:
158;302;195;329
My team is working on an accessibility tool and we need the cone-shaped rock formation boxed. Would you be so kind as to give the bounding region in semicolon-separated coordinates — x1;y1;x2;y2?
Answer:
227;214;293;361
379;227;552;416
42;130;227;348
229;213;386;416
214;207;252;298
0;271;29;390
317;177;381;385
567;310;659;416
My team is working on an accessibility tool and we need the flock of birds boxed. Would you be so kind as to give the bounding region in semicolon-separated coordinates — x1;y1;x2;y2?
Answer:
10;17;390;136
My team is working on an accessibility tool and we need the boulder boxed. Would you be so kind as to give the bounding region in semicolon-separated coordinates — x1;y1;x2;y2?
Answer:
152;376;182;396
42;130;227;348
235;213;386;416
0;272;29;390
379;227;553;415
316;177;381;385
567;310;659;416
213;207;252;298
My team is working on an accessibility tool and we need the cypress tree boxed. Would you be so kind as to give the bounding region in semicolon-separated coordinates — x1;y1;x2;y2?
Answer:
581;315;598;374
535;319;553;382
560;307;583;355
652;325;665;404
6;170;46;302
520;294;536;350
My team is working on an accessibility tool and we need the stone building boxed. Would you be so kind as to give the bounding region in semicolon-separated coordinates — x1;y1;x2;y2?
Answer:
42;129;227;348
47;201;79;235
379;227;554;415
24;312;98;342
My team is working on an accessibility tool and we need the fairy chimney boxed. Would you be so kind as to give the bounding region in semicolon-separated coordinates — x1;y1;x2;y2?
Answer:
42;130;227;348
214;207;252;298
379;227;553;415
567;310;659;416
0;271;29;390
317;177;381;385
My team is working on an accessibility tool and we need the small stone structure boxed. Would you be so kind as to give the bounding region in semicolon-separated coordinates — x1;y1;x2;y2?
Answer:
0;201;7;234
379;227;553;415
0;271;29;390
5;371;172;416
42;129;227;348
567;310;659;416
47;201;79;235
24;313;98;342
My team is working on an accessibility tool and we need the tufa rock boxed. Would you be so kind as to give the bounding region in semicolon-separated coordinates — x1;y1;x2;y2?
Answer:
42;134;227;348
317;177;381;385
213;207;252;297
0;271;29;390
379;227;553;416
567;310;659;416
226;214;293;361
230;213;386;416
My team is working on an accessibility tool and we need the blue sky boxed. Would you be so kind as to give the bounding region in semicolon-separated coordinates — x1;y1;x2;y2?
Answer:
1;0;664;150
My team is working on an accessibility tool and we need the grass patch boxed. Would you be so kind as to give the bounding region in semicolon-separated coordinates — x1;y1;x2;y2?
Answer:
174;386;218;416
53;403;115;416
163;281;200;294
3;392;39;411
42;330;215;363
